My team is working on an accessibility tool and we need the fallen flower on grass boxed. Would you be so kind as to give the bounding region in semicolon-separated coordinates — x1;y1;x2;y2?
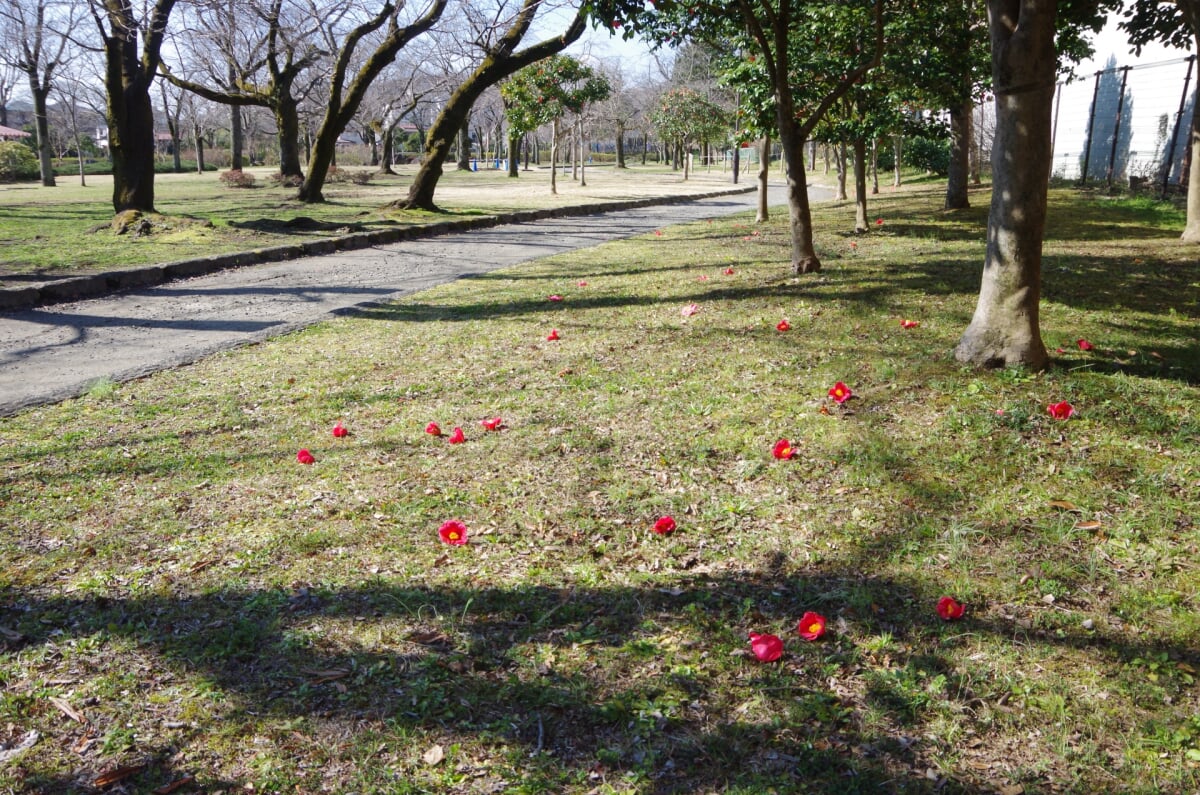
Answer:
776;319;791;332
749;632;783;662
332;422;348;438
296;449;315;465
548;295;564;302
724;267;735;275
1047;401;1075;420
425;422;442;437
900;319;920;329
439;520;468;546
797;611;827;641
697;274;710;281
577;281;589;287
1077;339;1094;351
448;427;466;444
875;218;884;226
546;329;560;341
828;382;853;404
655;229;663;236
849;241;858;250
481;417;503;431
936;596;965;621
772;439;795;460
681;303;700;318
653;516;677;535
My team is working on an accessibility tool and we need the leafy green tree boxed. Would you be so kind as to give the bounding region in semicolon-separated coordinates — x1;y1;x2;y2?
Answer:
650;87;728;180
501;55;610;192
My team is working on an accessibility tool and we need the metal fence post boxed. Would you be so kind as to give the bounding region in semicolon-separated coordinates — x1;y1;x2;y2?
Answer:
1162;54;1196;197
1080;70;1103;185
1107;66;1132;186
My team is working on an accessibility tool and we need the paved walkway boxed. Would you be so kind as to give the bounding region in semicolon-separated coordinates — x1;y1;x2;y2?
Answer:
0;184;814;415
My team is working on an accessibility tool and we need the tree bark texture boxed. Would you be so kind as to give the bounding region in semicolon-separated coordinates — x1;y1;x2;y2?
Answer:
956;0;1054;370
946;96;972;209
756;135;770;223
30;85;55;186
1183;10;1200;242
853;138;868;232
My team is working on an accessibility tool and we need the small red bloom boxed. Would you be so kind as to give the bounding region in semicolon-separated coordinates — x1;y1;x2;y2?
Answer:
849;240;858;250
577;281;588;287
548;295;564;302
1056;347;1065;354
749;632;783;662
425;422;442;436
875;218;883;226
448;426;466;444
724;267;734;275
772;439;795;460
296;448;315;465
681;303;700;318
797;611;827;641
1076;339;1094;351
439;520;468;546
696;274;709;281
1047;401;1075;420
652;516;676;535
776;319;791;332
828;382;853;404
547;329;560;341
936;596;965;621
655;229;663;236
332;422;348;438
481;417;503;431
900;319;920;329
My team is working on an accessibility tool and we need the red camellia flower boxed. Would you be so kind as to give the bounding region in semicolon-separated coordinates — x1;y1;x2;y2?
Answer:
439;520;468;546
332;422;348;438
749;632;783;662
548;295;564;302
724;267;735;275
577;281;588;287
697;274;709;281
772;439;795;460
481;417;503;431
655;229;663;236
296;448;315;465
875;218;884;226
425;421;442;437
1047;401;1075;420
828;382;853;404
797;611;827;641
652;516;676;535
448;426;466;444
1077;339;1094;351
547;329;560;341
936;596;965;621
849;240;858;250
681;303;700;318
900;319;920;329
776;319;791;332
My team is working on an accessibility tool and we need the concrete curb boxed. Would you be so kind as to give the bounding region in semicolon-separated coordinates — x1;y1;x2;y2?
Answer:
0;186;756;313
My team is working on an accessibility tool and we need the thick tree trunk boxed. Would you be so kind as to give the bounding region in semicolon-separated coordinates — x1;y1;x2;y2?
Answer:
508;133;520;176
1183;23;1200;242
194;123;205;173
550;116;559;195
275;93;303;180
893;135;903;187
871;138;879;194
756;134;770;223
30;86;55;187
379;120;397;175
956;0;1054;370
946;95;972;209
777;110;820;274
854;138;868;232
230;102;243;171
835;142;848;200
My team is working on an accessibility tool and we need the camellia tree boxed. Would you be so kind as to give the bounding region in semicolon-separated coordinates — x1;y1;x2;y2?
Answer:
650;87;728;181
500;55;610;192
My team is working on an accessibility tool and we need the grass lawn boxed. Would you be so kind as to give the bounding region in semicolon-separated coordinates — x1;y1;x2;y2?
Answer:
1;183;1198;793
0;164;742;283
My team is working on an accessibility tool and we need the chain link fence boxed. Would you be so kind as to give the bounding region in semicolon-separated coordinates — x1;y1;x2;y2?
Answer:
1050;54;1196;192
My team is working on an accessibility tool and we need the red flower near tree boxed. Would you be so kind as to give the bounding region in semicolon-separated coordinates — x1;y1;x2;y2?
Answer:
296;448;315;465
448;426;466;444
936;596;965;621
749;632;783;662
900;319;920;329
481;417;503;431
797;611;827;641
828;382;853;404
1047;401;1075;420
332;422;348;438
546;329;560;341
1076;339;1094;351
772;439;795;460
439;520;468;545
875;218;883;226
776;319;791;332
652;516;676;535
425;422;442;437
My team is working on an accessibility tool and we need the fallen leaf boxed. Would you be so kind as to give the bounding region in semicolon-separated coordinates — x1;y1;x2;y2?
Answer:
304;669;350;685
998;785;1025;795
1074;519;1103;530
94;764;145;788
48;696;86;724
408;630;452;646
1047;500;1081;513
0;730;38;763
423;744;445;766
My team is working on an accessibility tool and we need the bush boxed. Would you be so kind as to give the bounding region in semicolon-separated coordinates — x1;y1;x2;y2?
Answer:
326;166;371;185
267;172;304;188
0;141;39;182
218;169;256;188
904;136;951;176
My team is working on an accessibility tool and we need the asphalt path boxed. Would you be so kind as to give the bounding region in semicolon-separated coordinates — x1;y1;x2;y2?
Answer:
0;183;818;415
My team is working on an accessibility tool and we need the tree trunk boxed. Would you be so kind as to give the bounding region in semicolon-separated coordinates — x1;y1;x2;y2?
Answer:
615;121;626;168
380;118;398;175
871;138;879;194
508;133;520;177
194;122;205;173
956;0;1055;370
777;105;820;273
946;95;972;209
893;135;903;187
854;138;868;232
835;142;848;200
29;85;56;187
756;134;770;223
230;101;243;171
456;112;472;170
550;116;559;194
1183;23;1200;242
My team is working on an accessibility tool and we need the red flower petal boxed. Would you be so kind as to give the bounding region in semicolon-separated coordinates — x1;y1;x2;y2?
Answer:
1047;401;1075;420
439;520;468;546
425;422;442;437
828;382;853;404
546;329;560;341
1076;339;1094;351
448;426;466;444
296;448;315;465
654;229;663;236
875;218;884;226
332;423;348;438
776;319;790;332
936;596;965;621
797;611;827;641
772;439;795;460
577;281;589;287
723;268;735;275
481;417;503;431
900;319;920;329
548;295;564;302
681;303;700;318
749;632;783;662
652;516;676;535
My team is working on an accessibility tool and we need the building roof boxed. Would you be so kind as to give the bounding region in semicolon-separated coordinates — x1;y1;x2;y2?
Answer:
0;124;31;139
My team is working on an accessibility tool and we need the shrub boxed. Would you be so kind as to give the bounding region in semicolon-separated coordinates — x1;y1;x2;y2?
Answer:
0;141;39;182
267;172;304;188
326;166;371;185
218;169;256;188
904;136;951;176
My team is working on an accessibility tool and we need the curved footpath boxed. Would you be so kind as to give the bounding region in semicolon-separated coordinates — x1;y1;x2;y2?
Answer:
0;182;817;416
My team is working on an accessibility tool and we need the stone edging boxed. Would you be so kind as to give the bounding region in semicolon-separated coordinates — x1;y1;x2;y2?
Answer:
0;185;756;313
